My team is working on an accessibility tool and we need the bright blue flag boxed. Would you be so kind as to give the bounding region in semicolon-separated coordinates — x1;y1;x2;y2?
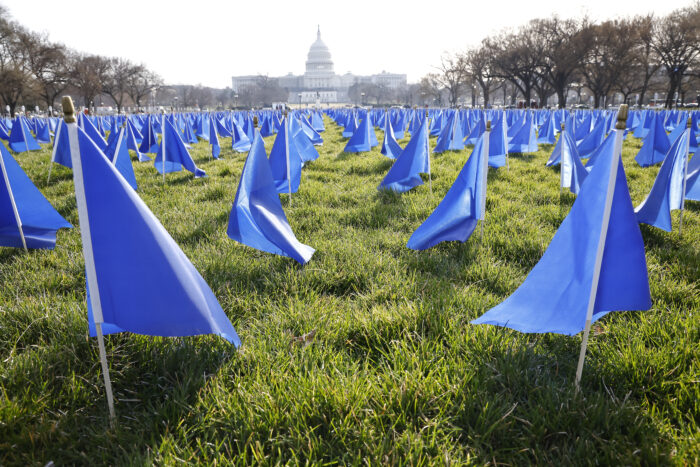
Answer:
380;112;403;159
50;120;72;169
507;114;538;153
35;119;51;144
231;118;252;153
546;126;587;195
0;141;71;249
9;117;41;153
269;118;302;194
290;117;320;163
433;111;465;153
378;116;429;193
635;113;670;167
635;129;689;231
472;130;651;335
78;113;107;151
585;132;616;172
227;132;315;265
577;117;606;158
685;153;700;201
104;127;138;191
209;116;220;159
407;132;487;250
138;116;160;154
344;113;373;153
68;126;239;344
154;118;206;178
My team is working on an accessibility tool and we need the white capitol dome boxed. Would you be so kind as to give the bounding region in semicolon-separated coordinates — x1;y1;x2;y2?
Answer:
305;27;334;76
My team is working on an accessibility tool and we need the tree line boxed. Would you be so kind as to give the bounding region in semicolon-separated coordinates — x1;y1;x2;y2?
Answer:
423;3;700;109
0;5;240;115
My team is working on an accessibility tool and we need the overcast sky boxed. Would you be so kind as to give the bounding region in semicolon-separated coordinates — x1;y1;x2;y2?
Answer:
2;0;692;88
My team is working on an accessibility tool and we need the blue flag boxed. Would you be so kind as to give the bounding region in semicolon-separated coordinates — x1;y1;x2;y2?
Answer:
138;116;160;154
635;113;670;167
635;129;689;231
104;127;138;191
9;117;41;153
154;118;206;178
585;132;616;172
380;112;403;160
378;116;429;193
344;113;373;153
269;118;302;194
407;131;487;250
227;132;314;264
685;152;700;200
209;116;220;159
68;126;239;344
472;130;651;335
231;118;252;153
433;111;465;153
0;141;71;249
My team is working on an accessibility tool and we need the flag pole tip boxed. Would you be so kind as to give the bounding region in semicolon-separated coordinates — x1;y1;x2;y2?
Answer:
486;120;491;132
253;116;258;128
61;96;75;123
561;122;566;131
616;104;628;130
687;117;692;129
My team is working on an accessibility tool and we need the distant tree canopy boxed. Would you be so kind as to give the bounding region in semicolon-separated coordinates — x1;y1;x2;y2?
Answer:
424;4;700;109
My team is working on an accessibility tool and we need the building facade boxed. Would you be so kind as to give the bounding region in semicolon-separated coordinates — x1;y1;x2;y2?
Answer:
232;27;407;104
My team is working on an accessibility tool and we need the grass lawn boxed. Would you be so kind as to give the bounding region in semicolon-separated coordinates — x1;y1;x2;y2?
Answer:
0;115;698;465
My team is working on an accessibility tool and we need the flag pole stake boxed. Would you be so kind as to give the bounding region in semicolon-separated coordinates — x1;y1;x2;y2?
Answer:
426;109;432;196
481;120;491;243
284;112;292;207
63;96;116;421
679;117;691;236
575;104;627;392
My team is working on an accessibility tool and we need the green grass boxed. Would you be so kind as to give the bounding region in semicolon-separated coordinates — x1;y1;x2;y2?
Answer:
0;117;698;465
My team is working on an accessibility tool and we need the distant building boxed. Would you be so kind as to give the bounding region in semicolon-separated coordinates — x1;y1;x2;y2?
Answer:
232;27;407;104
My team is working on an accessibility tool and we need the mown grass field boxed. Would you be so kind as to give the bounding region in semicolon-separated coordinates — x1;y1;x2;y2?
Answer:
0;115;698;465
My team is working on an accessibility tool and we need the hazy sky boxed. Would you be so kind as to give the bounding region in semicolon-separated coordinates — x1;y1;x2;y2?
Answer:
2;0;691;88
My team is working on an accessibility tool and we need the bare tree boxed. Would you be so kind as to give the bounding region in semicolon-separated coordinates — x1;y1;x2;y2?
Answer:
0;10;32;115
487;27;543;107
465;45;496;107
72;53;110;109
126;67;161;109
102;57;139;113
652;4;700;108
19;31;68;109
419;73;443;106
532;16;590;108
434;52;469;107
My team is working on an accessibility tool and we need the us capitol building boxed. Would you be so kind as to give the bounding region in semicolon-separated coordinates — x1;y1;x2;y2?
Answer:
231;27;407;104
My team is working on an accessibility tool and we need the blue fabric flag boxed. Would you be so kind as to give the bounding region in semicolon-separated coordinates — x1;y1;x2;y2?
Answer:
635;129;689;231
576;118;606;158
104;127;138;191
0;141;71;249
378;116;429;193
269;118;302;194
433;111;465;153
407;132;487;250
78;113;108;151
290;117;320;163
585;132;616;172
472;133;651;335
380;113;403;159
344;114;373;153
9;117;41;153
154;118;206;178
231;118;252;153
50;120;72;169
209;116;220;159
227;132;315;264
507;114;538;153
70;127;239;344
685;153;700;201
546;127;587;195
35;119;51;144
635;113;670;167
138;116;160;154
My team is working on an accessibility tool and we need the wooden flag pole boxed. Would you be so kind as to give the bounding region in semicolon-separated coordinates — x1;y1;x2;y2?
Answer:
284;111;292;207
679;117;691;236
575;104;628;392
63;96;116;421
560;122;566;195
481;120;491;242
426;109;432;196
47;120;61;184
161;110;166;184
